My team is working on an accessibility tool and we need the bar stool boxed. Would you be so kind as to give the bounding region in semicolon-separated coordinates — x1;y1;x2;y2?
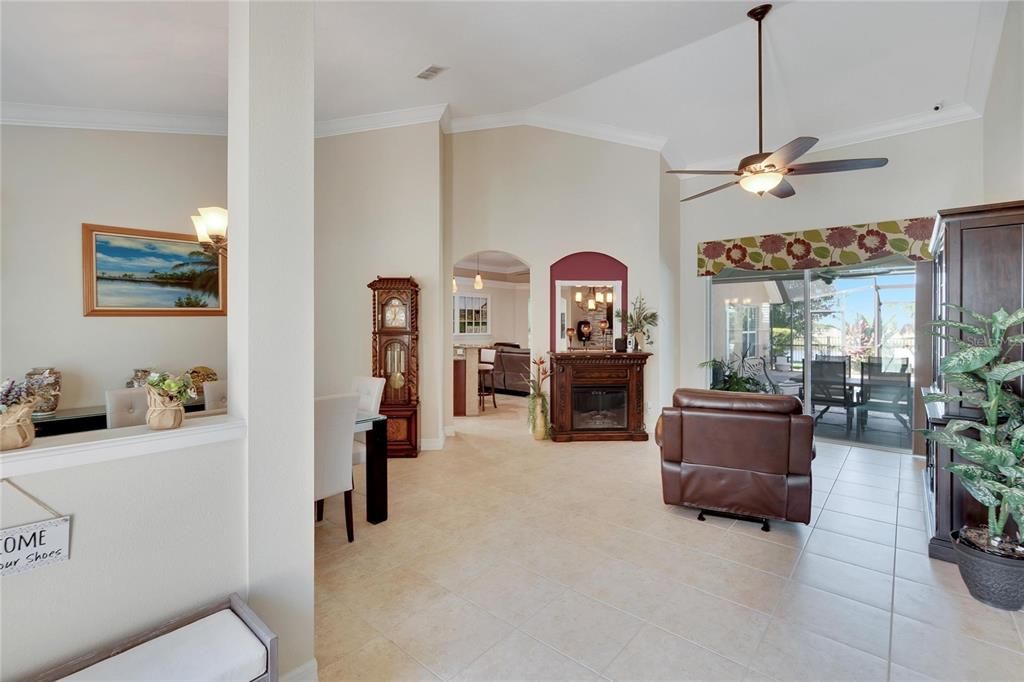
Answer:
478;348;498;412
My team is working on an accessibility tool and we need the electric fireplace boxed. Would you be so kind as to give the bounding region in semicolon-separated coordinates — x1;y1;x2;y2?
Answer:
549;351;651;442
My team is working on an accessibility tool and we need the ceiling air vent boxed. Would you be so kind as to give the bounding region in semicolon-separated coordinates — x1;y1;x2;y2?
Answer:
415;65;447;80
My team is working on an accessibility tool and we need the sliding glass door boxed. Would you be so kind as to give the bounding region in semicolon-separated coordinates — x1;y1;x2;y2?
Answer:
710;262;916;450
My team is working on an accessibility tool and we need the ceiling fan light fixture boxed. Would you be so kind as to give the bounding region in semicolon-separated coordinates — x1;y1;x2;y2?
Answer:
739;171;783;194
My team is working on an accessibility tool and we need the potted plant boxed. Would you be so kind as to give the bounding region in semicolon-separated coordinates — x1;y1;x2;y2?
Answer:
527;356;551;440
922;304;1024;610
698;357;768;393
145;372;197;430
617;294;658;352
0;379;39;451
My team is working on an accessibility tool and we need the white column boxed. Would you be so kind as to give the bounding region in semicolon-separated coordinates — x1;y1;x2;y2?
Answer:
228;1;316;676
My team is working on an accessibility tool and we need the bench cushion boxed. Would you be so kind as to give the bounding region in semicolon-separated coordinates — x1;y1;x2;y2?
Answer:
64;609;267;681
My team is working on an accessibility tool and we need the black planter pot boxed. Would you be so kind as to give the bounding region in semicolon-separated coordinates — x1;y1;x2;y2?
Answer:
950;530;1024;611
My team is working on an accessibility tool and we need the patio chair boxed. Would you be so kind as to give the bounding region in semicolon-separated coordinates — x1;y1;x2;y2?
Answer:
810;358;860;431
858;360;912;432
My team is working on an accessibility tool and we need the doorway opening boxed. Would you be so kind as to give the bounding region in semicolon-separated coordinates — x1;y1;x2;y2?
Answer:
710;261;917;450
451;251;530;425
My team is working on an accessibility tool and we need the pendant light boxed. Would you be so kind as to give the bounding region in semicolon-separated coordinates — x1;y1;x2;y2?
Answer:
575;291;583;302
474;253;484;290
606;291;613;304
596;291;605;304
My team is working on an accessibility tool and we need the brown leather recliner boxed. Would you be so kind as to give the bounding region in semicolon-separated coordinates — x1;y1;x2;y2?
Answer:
656;388;814;527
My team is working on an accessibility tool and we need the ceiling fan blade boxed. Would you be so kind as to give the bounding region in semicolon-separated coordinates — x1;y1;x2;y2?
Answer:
763;137;819;169
680;180;739;203
787;158;889;175
769;178;795;199
666;169;738;175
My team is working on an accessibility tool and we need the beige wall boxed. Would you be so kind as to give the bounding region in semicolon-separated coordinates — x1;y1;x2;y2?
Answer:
658;158;681;404
1;126;227;408
315;122;445;447
445;126;665;425
0;440;247;680
983;2;1024;203
677;120;985;388
452;279;530;348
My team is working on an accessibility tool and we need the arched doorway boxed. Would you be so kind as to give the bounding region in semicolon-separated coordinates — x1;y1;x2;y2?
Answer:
451;250;531;420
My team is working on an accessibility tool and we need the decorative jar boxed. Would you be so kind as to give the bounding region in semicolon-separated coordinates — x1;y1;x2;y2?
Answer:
25;367;61;416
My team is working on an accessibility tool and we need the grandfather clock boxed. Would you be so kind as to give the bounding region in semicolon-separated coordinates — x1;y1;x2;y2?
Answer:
368;277;420;457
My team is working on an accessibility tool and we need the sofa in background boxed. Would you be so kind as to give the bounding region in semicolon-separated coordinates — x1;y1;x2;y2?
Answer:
485;344;531;395
656;388;814;529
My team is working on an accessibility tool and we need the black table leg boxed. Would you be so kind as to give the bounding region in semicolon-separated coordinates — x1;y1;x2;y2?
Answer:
366;418;388;524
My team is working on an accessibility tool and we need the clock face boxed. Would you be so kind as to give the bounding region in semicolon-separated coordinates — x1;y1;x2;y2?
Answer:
383;298;407;328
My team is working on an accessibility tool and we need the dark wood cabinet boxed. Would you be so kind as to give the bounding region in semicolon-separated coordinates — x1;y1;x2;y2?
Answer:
549;352;651;442
368;277;420;457
927;200;1024;561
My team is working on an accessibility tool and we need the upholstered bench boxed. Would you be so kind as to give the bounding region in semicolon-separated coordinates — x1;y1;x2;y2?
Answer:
33;594;277;682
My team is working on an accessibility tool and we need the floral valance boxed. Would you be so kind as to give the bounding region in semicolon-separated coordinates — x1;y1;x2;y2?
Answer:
697;217;934;277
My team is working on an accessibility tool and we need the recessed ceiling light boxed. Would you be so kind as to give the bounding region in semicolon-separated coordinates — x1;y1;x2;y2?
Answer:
415;65;447;81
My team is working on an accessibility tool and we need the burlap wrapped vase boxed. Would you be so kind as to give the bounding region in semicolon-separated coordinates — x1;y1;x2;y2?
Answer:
1;402;36;451
145;386;185;430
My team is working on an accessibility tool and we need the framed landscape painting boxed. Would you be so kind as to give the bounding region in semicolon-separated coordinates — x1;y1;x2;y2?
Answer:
82;224;226;316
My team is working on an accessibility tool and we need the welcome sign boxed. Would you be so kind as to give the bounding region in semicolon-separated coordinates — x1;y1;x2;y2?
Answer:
1;516;71;576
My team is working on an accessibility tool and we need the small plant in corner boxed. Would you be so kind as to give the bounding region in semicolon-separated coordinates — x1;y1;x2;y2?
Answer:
698;356;767;393
616;294;658;351
922;304;1024;610
527;356;551;440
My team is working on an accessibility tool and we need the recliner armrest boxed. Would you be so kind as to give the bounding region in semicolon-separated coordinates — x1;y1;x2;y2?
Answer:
788;413;814;475
657;407;683;462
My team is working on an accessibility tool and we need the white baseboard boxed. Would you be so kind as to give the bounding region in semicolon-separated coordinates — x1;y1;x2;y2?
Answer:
444;425;456;437
280;658;318;682
421;435;446;451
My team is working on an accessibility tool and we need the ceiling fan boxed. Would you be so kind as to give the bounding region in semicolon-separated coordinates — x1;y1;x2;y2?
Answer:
668;4;888;202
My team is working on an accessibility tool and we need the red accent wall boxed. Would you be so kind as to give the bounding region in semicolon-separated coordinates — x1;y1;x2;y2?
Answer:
549;251;628;351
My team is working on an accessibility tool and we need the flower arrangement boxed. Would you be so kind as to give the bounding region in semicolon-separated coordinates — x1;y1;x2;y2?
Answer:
527;356;551;440
0;378;39;451
144;372;196;431
0;378;32;413
616;294;659;349
146;372;197;403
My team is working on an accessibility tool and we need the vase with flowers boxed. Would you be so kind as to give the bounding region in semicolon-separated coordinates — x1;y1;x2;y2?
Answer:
1;379;39;451
145;372;197;430
527;356;551;440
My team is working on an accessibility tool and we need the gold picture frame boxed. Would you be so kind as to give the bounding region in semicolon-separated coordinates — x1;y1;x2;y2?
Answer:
82;224;226;317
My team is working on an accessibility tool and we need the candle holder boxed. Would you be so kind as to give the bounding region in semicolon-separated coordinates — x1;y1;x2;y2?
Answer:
566;327;576;351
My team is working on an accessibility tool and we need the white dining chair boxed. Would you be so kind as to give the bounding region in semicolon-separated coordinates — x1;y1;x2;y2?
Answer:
203;380;228;411
105;387;148;428
314;393;359;542
351;376;385;466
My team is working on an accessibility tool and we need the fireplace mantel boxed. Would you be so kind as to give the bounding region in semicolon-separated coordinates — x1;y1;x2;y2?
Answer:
549;351;651;442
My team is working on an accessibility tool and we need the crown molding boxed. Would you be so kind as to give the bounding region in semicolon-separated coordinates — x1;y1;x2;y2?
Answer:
453;275;529;290
670;102;982;172
315;103;448;138
446;109;667;152
0;102;227;135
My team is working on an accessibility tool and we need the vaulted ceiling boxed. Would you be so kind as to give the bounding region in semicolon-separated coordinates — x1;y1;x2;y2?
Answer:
1;1;1008;168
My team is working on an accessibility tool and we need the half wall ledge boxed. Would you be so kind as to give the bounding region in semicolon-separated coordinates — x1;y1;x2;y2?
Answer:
0;415;246;478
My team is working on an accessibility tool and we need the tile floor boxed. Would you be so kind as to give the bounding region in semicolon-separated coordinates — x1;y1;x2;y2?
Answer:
315;397;1024;681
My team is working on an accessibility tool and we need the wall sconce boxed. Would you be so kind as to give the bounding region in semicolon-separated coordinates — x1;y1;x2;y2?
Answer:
452;276;458;293
192;206;228;257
